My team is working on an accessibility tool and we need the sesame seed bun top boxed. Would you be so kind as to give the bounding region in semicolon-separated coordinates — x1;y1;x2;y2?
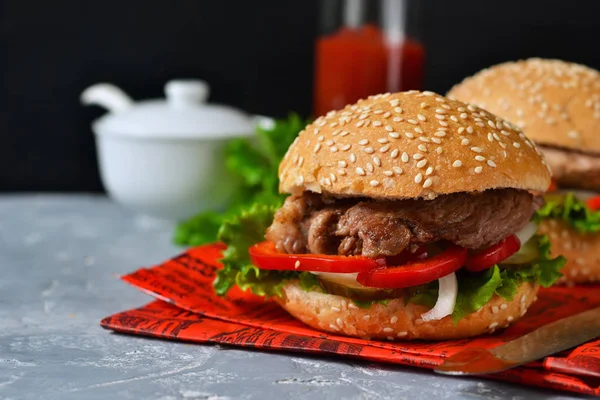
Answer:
447;58;600;154
279;90;551;199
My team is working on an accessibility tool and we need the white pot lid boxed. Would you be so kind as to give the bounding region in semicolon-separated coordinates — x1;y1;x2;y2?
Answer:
91;80;255;140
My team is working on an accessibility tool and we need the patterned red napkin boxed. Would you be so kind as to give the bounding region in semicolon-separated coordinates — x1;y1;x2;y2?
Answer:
101;244;600;395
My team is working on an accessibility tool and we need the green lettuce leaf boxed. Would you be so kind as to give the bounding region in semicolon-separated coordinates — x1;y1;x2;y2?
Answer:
450;234;565;322
173;114;308;246
535;192;600;233
213;203;318;297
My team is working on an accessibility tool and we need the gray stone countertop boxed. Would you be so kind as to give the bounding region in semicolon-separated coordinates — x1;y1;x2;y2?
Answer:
0;195;584;400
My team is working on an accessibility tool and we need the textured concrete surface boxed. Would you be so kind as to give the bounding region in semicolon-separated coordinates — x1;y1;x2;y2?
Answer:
0;195;584;399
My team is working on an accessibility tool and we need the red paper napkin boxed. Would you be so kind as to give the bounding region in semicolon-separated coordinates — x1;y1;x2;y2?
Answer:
101;244;600;396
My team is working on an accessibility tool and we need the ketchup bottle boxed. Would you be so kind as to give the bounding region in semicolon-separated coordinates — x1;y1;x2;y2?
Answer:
314;0;425;118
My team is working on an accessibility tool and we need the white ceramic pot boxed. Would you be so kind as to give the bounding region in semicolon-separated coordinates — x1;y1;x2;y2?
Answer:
81;80;260;220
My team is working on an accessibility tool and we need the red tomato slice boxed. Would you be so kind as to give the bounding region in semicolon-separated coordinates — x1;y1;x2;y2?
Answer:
356;246;468;289
464;235;521;272
548;179;557;192
586;195;600;211
248;241;384;273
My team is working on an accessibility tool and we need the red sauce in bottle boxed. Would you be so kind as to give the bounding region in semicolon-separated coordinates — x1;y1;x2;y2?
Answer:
313;24;425;118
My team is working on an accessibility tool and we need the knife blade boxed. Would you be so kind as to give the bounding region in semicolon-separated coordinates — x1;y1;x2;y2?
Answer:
435;306;600;375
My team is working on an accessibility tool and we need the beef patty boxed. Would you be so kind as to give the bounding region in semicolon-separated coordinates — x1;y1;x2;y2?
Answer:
540;145;600;192
265;189;537;258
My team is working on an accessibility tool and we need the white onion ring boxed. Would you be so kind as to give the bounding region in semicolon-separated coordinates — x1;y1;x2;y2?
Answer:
515;221;538;246
421;272;457;322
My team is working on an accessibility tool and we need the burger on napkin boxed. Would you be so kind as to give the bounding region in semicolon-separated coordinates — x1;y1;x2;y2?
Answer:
448;58;600;283
214;91;565;340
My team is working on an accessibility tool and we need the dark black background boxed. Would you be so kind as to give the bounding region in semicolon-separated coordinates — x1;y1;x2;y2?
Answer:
2;0;600;192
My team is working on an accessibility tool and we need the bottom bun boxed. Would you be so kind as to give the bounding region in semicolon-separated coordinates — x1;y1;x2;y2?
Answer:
274;280;539;340
538;219;600;284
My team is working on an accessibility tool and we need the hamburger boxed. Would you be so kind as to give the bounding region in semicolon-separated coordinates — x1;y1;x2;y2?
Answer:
215;91;565;340
448;58;600;283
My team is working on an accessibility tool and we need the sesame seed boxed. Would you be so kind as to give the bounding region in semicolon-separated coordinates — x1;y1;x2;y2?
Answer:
338;169;346;176
413;153;424;160
439;121;448;127
383;327;394;333
492;306;499;314
385;125;394;132
487;160;497;168
338;160;347;168
370;180;380;187
471;146;483;153
383;170;393;176
318;135;324;142
401;152;409;162
359;114;369;120
418;114;427;121
431;137;441;144
513;142;521;148
383;112;391;118
461;138;470;146
374;109;383;115
468;104;477;112
423;178;433;188
435;114;445;120
372;121;382;127
364;147;374;154
341;130;350;137
476;122;485;127
294;260;300;269
500;304;508;310
417;159;427;168
493;133;501;141
322;178;331;186
314;143;321;153
488;322;499;329
393;167;403;174
391;149;399;158
332;130;340;136
568;130;579;138
378;138;389;144
366;163;374;173
329;324;338;331
363;315;371;321
425;166;434;175
337;317;343;326
356;167;365;175
330;146;338;153
435;108;447;114
414;127;424;134
392;117;403;122
418;144;427;152
460;113;468;119
331;306;341;312
390;99;400;107
407;119;418;125
397;331;408;337
298;157;304;166
414;173;423;184
453;160;462;168
389;131;400;138
436;147;443;154
423;91;435;96
395;107;403;113
507;316;514;322
434;131;446;137
474;166;483;174
466;126;474;133
487;133;493;142
373;156;381;166
340;144;351;151
475;155;485;161
359;139;369;145
458;127;465;134
404;132;414;139
500;142;507;149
